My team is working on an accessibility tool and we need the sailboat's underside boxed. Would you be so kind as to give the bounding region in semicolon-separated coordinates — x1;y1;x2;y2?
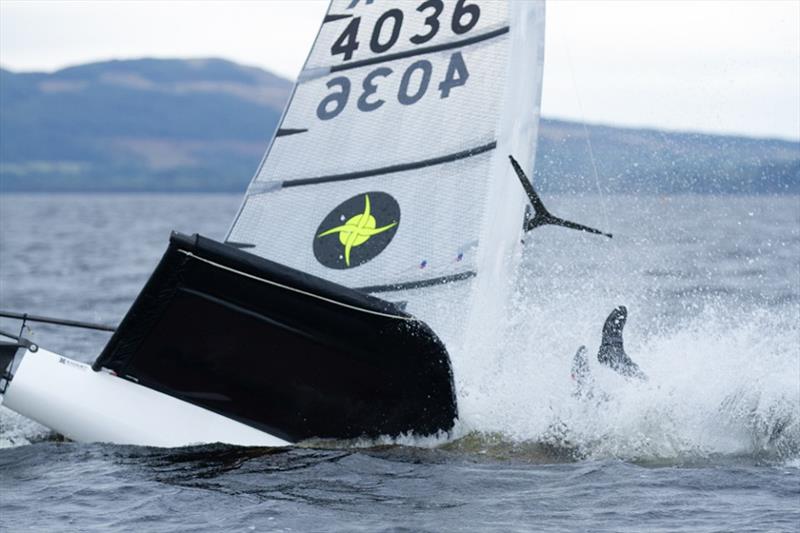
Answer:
0;233;458;447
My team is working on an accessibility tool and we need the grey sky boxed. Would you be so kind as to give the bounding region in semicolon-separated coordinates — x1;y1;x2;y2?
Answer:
1;0;798;140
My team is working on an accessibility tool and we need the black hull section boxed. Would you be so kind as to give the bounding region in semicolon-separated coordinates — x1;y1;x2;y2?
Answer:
94;233;457;443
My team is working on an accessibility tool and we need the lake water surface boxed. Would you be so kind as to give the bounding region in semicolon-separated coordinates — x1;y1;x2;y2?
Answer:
1;194;798;532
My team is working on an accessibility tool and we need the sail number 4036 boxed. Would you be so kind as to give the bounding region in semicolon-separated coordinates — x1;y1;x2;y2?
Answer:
332;0;480;61
317;52;468;120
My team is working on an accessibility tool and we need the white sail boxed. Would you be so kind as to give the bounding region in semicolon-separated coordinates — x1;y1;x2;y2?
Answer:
227;0;545;348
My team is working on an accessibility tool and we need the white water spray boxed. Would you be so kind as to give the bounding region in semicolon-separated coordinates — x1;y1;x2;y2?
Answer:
453;195;799;463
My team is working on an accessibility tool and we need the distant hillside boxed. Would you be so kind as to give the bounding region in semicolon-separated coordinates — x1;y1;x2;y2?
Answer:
535;120;798;194
0;58;290;191
1;58;797;193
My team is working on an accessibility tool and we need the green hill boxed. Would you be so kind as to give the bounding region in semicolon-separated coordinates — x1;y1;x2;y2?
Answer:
1;58;797;193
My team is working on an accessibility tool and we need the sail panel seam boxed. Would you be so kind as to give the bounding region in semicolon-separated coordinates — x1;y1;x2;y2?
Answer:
356;271;477;294
271;141;496;190
323;13;353;24
275;128;309;137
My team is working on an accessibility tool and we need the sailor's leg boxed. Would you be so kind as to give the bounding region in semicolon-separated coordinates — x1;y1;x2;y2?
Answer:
571;345;595;398
597;305;647;381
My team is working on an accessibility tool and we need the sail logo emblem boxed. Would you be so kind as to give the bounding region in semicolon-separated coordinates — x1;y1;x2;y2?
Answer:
314;192;400;269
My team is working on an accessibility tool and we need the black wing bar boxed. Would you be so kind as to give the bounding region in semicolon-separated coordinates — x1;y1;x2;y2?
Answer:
509;155;612;239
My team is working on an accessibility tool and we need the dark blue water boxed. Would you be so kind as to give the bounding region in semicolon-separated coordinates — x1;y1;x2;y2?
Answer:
1;194;798;532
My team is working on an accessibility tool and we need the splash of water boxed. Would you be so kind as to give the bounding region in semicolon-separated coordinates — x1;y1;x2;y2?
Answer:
0;405;53;448
454;284;799;463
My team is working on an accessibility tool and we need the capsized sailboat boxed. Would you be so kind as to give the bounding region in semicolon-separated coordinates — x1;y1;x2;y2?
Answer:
1;0;562;447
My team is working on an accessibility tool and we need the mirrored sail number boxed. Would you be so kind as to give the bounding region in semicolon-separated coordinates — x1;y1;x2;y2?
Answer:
331;0;480;61
317;52;468;120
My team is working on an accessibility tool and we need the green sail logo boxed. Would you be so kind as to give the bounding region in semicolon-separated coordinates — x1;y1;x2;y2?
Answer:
314;192;400;269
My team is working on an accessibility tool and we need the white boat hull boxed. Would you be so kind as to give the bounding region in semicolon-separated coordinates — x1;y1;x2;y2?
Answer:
2;348;290;448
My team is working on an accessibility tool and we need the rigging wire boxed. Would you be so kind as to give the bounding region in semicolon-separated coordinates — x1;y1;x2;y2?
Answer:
560;31;611;231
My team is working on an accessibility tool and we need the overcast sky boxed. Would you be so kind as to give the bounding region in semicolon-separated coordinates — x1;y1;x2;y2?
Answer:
1;0;798;140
